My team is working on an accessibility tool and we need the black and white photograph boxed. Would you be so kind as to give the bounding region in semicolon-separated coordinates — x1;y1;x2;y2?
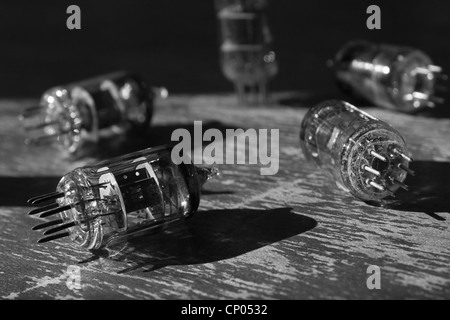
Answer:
0;0;449;302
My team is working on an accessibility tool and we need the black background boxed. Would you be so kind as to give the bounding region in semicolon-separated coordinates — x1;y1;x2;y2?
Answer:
0;0;449;100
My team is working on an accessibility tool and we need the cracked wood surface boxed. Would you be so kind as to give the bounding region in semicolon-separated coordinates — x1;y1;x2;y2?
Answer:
0;94;449;299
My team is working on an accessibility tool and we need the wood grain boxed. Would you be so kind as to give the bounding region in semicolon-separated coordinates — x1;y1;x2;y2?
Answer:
0;94;449;299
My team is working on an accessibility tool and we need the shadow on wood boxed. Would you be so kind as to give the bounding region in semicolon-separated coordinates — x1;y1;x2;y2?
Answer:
82;207;317;273
384;160;450;220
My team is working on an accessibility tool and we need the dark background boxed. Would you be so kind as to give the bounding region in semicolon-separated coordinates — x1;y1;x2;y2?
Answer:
0;0;449;99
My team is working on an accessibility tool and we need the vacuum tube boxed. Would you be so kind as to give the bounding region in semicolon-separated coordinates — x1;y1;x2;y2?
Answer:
300;100;414;202
28;145;218;250
20;71;167;153
332;40;445;113
215;0;278;104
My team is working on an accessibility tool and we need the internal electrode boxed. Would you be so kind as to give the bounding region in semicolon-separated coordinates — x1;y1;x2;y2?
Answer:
300;100;414;202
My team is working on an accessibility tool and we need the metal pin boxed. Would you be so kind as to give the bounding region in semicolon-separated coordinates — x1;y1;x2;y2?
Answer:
25;121;59;131
404;94;414;101
28;202;59;215
412;92;429;100
33;211;117;234
37;232;70;244
363;165;381;176
393;179;409;191
22;105;43;115
393;149;413;162
25;129;72;145
370;150;387;162
152;87;169;99
386;189;396;197
43;221;77;235
25;133;60;146
398;164;415;176
428;65;442;73
32;219;64;231
39;204;73;218
415;67;431;75
28;191;64;205
425;101;436;108
367;180;385;191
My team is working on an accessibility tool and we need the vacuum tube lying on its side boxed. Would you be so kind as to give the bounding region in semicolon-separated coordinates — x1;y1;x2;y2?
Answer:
332;40;445;114
27;145;218;250
20;71;168;154
300;100;414;202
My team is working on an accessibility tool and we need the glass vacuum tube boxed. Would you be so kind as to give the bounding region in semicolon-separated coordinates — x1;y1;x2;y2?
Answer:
215;0;278;104
300;100;414;202
20;71;168;153
332;40;445;113
28;145;218;250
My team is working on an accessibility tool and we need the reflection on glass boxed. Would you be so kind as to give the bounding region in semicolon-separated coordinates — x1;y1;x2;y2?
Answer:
332;40;445;114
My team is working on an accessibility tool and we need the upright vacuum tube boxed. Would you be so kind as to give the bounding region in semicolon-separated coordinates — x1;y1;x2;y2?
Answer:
300;100;414;202
20;71;168;153
28;145;218;250
215;0;278;104
332;40;445;113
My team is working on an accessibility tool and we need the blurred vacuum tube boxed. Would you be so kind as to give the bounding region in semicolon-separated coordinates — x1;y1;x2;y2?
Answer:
332;40;445;114
20;71;168;154
215;0;279;105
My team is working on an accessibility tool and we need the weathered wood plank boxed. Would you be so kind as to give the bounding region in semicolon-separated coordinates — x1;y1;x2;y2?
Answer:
0;94;449;299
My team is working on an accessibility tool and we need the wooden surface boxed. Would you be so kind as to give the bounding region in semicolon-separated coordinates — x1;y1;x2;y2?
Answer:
0;94;450;299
